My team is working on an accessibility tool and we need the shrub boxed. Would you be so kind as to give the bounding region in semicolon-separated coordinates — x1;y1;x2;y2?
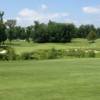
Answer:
20;48;64;60
0;46;17;60
87;31;96;43
0;47;98;61
66;49;85;58
21;52;33;60
47;48;59;59
87;50;95;57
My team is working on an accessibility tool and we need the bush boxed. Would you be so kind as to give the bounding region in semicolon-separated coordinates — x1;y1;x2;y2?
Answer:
20;48;97;61
0;47;97;61
66;49;85;58
21;52;33;60
6;47;17;60
47;48;59;59
21;50;49;60
0;46;17;60
31;50;48;60
87;31;96;43
20;48;65;60
0;46;18;60
87;50;95;57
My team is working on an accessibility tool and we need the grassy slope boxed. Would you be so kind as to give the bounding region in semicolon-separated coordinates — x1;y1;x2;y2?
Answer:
5;39;100;54
0;58;100;100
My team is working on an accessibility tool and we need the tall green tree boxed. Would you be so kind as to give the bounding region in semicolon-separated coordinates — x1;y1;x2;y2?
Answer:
32;21;48;43
78;25;96;38
0;22;7;44
0;11;7;44
6;20;16;42
32;21;74;43
26;26;34;42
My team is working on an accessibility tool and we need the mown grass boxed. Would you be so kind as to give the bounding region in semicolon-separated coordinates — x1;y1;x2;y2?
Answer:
5;38;100;54
0;58;100;100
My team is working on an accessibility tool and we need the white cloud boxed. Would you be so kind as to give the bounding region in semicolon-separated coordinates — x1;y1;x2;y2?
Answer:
16;8;69;26
83;6;100;14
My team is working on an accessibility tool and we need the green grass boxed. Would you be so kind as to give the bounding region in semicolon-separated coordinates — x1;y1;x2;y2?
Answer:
0;58;100;100
5;38;100;54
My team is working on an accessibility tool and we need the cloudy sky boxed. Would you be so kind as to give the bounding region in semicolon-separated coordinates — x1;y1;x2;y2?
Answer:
0;0;100;27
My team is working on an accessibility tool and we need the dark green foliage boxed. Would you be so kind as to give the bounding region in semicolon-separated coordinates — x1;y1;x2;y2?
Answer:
78;25;96;38
7;26;28;42
0;19;99;43
87;30;97;43
26;26;34;42
96;28;100;38
33;21;48;43
7;27;16;41
14;26;26;40
0;22;7;44
47;21;74;43
0;17;99;44
32;21;75;43
87;50;95;57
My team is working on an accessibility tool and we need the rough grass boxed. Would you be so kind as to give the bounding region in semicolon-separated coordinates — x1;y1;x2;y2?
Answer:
0;58;100;100
5;38;100;54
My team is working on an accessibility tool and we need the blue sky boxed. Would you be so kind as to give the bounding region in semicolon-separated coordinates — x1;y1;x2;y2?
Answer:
0;0;100;27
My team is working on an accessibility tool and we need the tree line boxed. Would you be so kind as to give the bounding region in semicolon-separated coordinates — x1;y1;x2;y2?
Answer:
0;12;100;44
